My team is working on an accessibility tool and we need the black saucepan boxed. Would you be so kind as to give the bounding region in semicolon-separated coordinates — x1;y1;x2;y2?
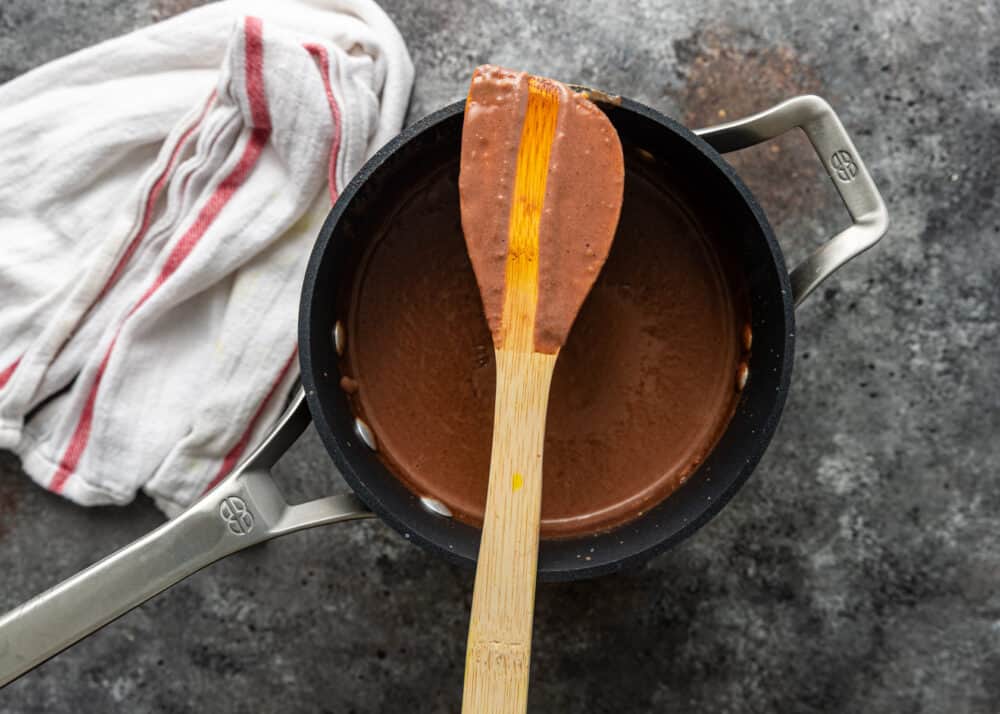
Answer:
0;93;887;685
299;93;888;579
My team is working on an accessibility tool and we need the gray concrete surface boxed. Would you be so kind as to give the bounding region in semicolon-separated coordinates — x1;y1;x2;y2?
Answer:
1;1;998;712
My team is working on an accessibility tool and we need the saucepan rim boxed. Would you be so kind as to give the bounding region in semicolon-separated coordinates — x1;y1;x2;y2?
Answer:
300;95;795;580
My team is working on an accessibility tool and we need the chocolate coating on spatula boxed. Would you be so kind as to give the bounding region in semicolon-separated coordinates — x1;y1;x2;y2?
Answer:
460;65;624;353
458;66;528;343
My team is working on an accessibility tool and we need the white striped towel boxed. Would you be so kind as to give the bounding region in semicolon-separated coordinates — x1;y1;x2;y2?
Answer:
0;0;413;515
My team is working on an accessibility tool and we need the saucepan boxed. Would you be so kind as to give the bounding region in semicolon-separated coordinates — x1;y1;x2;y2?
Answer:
0;93;888;686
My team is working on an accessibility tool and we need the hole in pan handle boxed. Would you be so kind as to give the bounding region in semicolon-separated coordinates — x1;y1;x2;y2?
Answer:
0;386;372;688
694;95;890;307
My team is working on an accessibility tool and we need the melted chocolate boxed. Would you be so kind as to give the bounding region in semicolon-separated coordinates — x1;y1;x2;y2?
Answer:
343;157;747;538
459;66;624;353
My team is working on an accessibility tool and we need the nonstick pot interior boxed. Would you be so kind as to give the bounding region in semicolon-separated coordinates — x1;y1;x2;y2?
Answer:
300;98;795;581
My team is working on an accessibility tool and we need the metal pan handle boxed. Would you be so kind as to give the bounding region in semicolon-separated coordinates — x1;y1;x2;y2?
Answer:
0;388;372;687
694;95;889;306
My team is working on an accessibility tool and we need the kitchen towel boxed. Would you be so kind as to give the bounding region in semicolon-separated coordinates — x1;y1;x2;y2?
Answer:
0;0;412;515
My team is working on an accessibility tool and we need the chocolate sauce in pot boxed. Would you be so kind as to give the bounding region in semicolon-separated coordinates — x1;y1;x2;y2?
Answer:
343;155;746;538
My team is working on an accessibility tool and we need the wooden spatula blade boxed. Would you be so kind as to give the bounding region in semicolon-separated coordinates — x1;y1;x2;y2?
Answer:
460;66;624;356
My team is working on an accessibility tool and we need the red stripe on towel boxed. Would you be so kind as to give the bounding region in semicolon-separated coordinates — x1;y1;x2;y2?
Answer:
303;43;343;202
98;91;217;304
50;17;272;493
0;358;22;390
245;17;271;131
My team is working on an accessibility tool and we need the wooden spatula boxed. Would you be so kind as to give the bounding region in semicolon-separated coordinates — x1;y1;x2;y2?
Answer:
458;65;624;714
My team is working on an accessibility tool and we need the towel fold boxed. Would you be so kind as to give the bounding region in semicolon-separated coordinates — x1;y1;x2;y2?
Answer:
0;0;413;515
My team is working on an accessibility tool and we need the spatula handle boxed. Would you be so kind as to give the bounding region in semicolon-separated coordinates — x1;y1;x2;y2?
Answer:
462;348;557;714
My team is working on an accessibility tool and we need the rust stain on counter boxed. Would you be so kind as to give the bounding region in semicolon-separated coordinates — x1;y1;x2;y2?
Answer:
674;28;833;227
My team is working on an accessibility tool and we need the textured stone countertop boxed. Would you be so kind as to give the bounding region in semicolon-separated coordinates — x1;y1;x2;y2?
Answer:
1;1;998;712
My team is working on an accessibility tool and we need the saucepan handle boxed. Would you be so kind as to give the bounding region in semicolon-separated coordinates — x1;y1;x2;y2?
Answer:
694;95;889;306
0;388;372;687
